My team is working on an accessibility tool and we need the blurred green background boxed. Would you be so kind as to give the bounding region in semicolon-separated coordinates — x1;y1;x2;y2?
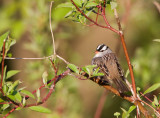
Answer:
0;0;160;118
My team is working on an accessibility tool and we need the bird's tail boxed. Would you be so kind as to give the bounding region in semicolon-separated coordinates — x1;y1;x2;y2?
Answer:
112;78;130;93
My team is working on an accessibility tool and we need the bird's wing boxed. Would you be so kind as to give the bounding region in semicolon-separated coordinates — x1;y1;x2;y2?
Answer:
92;57;109;76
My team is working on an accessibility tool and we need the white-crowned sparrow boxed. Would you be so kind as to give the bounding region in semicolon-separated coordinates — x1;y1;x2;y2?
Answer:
92;44;129;93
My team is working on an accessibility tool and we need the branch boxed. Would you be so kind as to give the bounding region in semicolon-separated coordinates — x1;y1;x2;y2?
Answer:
4;56;52;60
25;69;70;107
113;8;122;31
57;55;70;64
113;8;137;98
49;1;56;55
89;77;153;118
119;32;137;97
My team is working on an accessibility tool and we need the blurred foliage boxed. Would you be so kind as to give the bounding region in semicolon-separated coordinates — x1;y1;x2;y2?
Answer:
0;0;160;118
133;43;160;90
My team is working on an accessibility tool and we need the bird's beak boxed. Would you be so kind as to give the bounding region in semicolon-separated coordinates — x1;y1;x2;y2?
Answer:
95;51;99;54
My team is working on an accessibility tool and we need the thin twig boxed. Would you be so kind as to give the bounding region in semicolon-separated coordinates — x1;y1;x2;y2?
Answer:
101;5;110;26
139;92;153;103
103;0;106;15
57;55;70;64
49;59;58;75
113;9;122;31
96;7;99;22
49;1;56;55
4;56;52;60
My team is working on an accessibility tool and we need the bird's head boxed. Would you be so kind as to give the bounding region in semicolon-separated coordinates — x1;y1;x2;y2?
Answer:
94;44;112;57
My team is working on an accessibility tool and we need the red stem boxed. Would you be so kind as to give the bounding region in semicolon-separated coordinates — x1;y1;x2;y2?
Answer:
96;7;99;22
139;92;153;103
119;33;137;97
103;0;106;15
0;40;6;95
101;4;110;26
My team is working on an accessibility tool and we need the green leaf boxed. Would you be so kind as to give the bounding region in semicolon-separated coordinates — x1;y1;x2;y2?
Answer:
143;83;160;95
7;53;12;57
114;112;120;118
65;10;73;18
125;69;130;78
3;84;8;94
82;65;97;76
121;108;128;118
73;0;82;7
0;31;9;52
86;10;92;17
16;107;22;111
57;2;74;8
86;2;98;8
153;39;160;43
136;87;141;92
18;87;26;91
85;65;97;68
0;98;4;103
92;72;104;76
36;89;40;102
15;91;22;103
92;68;104;77
5;38;16;53
7;95;16;101
127;105;136;114
152;95;159;107
7;80;20;93
29;106;51;113
22;97;26;106
1;66;7;84
6;70;20;79
121;106;136;118
110;2;117;10
82;66;90;75
68;64;79;74
42;71;48;86
2;104;10;110
9;38;16;47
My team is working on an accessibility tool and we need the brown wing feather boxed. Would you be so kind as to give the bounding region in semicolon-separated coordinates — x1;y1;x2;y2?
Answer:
92;53;129;93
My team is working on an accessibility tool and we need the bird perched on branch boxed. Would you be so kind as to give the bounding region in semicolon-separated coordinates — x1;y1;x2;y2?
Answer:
92;44;129;93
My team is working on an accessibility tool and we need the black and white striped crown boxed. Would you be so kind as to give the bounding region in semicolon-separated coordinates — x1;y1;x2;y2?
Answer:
96;44;108;52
